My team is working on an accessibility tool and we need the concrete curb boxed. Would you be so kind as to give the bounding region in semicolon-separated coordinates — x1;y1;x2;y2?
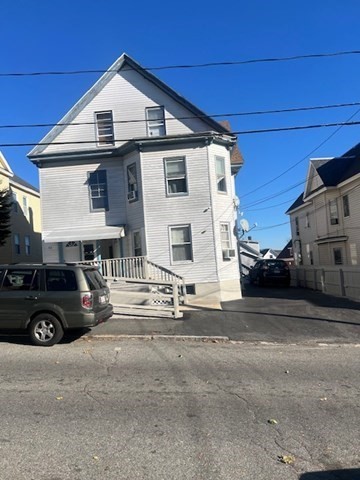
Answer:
81;334;230;342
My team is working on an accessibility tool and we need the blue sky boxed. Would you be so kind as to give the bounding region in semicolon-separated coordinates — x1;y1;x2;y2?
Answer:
1;0;360;249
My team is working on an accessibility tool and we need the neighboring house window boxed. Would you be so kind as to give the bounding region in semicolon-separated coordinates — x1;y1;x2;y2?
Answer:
220;223;231;250
25;235;31;255
215;156;227;193
333;248;343;265
295;217;299;235
329;199;339;225
95;111;114;145
146;106;166;137
164;157;187;195
23;196;28;216
343;194;350;218
12;191;18;213
14;234;20;254
309;250;314;265
305;212;310;228
133;231;142;257
66;241;78;247
88;170;109;210
170;225;193;262
127;163;138;201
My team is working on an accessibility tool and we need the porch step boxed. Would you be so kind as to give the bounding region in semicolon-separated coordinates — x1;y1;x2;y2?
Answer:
113;304;183;319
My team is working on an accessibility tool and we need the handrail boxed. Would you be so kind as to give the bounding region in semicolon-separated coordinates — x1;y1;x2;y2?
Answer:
78;256;188;305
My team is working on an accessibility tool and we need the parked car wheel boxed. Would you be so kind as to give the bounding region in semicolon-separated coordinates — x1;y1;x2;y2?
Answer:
29;314;64;347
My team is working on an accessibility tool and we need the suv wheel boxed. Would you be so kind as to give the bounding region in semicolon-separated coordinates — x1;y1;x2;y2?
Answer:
29;314;64;347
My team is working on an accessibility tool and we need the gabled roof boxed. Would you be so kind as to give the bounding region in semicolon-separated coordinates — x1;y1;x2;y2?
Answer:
0;151;14;177
219;120;244;167
286;142;360;214
286;192;305;214
11;174;39;193
277;240;293;260
29;53;231;158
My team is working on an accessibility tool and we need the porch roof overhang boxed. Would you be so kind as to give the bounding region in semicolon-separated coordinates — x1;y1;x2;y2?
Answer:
43;225;125;243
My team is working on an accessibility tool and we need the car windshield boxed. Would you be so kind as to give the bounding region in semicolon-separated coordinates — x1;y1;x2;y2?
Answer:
84;269;107;290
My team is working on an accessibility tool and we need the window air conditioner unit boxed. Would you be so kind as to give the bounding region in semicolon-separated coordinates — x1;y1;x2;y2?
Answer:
127;191;137;201
223;248;236;259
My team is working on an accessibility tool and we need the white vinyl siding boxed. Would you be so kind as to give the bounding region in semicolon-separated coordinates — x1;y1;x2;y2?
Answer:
164;157;187;195
37;68;212;156
95;111;114;145
40;161;126;236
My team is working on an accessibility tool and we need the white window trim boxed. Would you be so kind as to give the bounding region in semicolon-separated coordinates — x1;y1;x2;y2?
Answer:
146;106;166;137
215;156;227;194
220;222;232;250
88;170;109;212
164;156;188;196
25;235;31;256
14;233;20;255
133;231;142;257
169;224;193;264
95;110;115;146
329;199;339;225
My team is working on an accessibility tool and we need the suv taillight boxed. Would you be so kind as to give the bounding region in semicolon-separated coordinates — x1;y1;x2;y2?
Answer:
82;293;93;309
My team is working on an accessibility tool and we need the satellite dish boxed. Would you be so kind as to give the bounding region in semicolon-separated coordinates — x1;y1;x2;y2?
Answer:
240;219;250;232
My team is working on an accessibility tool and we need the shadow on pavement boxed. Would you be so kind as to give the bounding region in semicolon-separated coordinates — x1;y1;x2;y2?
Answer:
242;284;360;311
0;328;90;346
299;468;360;480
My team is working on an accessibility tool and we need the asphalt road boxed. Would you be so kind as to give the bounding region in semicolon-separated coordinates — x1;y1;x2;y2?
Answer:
0;339;359;480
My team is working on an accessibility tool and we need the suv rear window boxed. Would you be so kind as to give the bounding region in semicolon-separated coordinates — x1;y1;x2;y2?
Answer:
84;269;107;290
266;260;286;268
46;269;77;291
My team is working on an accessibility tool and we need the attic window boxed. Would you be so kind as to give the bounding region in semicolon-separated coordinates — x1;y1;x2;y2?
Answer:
95;111;114;145
146;107;166;137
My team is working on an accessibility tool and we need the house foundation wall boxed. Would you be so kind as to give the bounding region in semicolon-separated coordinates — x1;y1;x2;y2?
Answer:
189;279;242;307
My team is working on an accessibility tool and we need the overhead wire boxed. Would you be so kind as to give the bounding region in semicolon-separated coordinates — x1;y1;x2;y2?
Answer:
1;101;360;129
1;49;360;76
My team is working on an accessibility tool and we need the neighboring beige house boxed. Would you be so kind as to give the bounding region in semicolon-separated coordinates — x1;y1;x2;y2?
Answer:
286;143;360;267
28;53;244;303
0;152;42;263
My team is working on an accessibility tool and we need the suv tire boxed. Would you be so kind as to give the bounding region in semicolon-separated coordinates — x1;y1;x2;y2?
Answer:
29;313;64;347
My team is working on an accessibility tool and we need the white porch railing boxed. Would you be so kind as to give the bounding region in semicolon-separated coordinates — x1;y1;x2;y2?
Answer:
78;256;187;313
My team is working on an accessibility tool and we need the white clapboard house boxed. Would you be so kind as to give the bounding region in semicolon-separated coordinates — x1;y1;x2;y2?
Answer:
28;53;244;303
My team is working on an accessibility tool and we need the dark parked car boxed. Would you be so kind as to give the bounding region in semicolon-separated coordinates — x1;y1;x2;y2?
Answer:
249;259;290;287
0;263;113;346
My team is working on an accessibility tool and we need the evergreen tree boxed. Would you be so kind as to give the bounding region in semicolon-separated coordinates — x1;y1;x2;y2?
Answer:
0;187;12;246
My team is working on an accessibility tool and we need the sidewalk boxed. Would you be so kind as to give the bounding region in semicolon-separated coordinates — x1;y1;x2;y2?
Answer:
85;285;360;344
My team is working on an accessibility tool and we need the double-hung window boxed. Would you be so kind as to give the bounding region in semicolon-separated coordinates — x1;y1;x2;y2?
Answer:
23;196;28;217
133;231;142;257
329;199;339;225
220;223;231;250
295;217;299;235
164;157;187;195
95;111;114;145
146;106;165;137
14;234;20;254
12;191;18;213
127;163;138;201
333;248;343;265
25;235;31;255
215;156;227;193
343;194;350;218
88;170;109;210
170;225;193;262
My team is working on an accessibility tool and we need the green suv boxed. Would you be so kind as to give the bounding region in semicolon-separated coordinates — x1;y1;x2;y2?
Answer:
0;263;113;346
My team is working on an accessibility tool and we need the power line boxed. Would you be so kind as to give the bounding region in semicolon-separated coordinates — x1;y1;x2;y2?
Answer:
1;101;360;130
3;120;360;148
240;106;360;200
1;49;360;77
